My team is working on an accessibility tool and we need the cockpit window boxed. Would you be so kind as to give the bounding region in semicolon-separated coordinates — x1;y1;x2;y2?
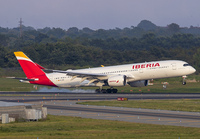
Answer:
183;63;190;66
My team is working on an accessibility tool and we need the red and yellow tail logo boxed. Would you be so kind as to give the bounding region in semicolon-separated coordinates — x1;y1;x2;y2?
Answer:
14;51;44;78
14;51;57;87
14;51;31;61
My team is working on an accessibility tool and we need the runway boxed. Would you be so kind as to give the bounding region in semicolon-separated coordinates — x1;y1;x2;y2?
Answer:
1;92;200;127
1;92;200;102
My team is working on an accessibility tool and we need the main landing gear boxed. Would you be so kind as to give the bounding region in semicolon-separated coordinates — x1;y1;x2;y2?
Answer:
182;76;187;85
95;88;118;93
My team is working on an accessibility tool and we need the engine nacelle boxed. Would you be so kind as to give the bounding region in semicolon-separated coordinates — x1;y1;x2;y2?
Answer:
107;75;126;87
128;80;148;87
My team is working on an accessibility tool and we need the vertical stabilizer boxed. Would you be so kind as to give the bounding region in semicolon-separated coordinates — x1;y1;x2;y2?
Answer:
14;51;45;78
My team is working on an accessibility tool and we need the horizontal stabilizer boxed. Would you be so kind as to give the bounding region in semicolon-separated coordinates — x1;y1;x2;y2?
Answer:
6;77;36;81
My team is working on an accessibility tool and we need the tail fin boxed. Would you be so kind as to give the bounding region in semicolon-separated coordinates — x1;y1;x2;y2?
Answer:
14;51;45;78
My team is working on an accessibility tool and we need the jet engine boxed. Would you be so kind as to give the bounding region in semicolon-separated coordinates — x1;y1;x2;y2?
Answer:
107;75;126;87
128;80;148;87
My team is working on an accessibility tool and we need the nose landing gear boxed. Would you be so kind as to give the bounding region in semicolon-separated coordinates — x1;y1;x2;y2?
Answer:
182;76;187;85
95;88;118;93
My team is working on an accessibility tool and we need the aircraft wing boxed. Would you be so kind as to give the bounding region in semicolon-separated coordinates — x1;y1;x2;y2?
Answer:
45;69;135;79
45;69;108;79
44;69;135;85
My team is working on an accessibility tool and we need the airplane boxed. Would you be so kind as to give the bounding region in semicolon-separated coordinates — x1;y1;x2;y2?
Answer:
11;51;196;93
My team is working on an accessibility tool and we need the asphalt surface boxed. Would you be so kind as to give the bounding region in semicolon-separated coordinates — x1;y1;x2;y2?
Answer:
1;92;200;127
1;92;200;102
44;104;200;120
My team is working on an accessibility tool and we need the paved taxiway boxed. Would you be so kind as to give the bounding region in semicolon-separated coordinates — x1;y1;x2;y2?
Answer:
33;100;200;128
1;92;200;127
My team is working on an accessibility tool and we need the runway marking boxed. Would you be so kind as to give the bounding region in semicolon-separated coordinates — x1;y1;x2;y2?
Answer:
125;116;138;118
83;112;96;114
153;118;177;121
134;117;148;120
168;121;186;123
100;113;115;116
148;120;163;121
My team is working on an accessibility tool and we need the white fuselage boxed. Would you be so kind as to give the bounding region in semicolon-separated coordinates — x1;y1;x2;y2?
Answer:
45;60;196;88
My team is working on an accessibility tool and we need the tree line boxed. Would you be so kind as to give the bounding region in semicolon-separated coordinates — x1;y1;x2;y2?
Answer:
0;39;199;74
0;20;200;74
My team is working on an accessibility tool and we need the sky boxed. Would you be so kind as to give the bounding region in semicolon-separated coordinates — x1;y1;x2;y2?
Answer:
0;0;200;30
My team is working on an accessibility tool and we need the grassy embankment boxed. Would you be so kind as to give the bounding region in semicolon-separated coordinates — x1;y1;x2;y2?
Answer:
1;115;200;138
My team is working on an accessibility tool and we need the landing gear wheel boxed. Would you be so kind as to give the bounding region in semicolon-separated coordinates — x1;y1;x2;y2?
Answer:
105;88;118;93
101;89;107;93
96;88;118;93
106;89;112;93
112;89;118;93
182;81;186;85
95;89;100;93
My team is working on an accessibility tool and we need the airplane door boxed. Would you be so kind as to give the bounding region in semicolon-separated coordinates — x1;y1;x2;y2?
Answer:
172;63;176;70
48;75;54;82
49;76;53;80
139;68;143;73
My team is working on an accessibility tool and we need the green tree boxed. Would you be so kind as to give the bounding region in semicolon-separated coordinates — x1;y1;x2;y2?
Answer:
167;23;180;32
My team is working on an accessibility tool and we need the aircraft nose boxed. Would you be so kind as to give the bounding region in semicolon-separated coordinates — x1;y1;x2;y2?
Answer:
191;67;196;73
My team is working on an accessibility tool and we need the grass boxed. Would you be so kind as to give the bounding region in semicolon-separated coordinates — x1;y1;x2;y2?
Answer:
1;115;200;138
78;99;200;112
